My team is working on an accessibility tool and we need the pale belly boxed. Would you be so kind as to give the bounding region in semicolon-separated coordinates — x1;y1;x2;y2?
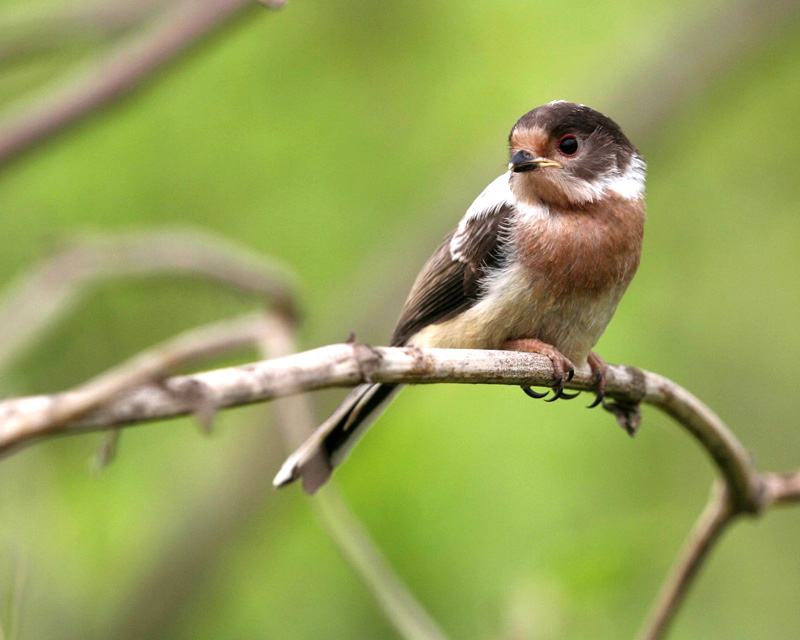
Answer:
408;263;624;365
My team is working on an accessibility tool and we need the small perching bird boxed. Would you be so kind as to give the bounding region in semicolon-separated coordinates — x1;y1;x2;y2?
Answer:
275;101;646;493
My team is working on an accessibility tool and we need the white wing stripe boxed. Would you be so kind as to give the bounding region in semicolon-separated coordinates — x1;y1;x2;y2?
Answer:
450;172;513;261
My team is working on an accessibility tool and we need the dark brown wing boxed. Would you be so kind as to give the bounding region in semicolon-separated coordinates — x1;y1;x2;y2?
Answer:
390;203;514;346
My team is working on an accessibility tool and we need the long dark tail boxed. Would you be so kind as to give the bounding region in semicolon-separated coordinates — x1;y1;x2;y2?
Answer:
273;383;400;494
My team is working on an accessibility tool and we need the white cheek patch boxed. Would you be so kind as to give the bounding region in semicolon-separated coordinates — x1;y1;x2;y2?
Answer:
566;153;647;204
606;154;647;199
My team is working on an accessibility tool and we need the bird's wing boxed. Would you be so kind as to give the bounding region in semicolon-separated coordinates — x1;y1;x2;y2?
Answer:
390;173;515;346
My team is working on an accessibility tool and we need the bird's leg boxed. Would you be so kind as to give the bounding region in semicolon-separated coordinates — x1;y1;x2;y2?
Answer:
586;351;607;409
505;338;579;402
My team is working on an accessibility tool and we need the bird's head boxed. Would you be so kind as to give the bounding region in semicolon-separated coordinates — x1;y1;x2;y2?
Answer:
508;101;645;208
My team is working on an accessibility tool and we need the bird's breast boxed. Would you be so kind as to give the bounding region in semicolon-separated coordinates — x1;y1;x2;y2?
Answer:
513;195;645;299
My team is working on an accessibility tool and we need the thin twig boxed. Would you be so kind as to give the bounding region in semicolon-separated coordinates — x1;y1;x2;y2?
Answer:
636;482;735;640
762;471;800;505
1;341;793;639
612;0;800;143
0;0;165;35
0;0;284;166
84;312;275;468
0;313;272;453
0;0;168;65
638;467;800;640
0;228;297;375
260;316;450;640
313;489;450;640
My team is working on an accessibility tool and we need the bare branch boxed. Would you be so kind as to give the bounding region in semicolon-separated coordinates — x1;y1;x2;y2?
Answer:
636;482;735;640
313;488;451;640
0;0;167;65
260;316;450;640
0;228;297;375
0;312;272;456
637;470;800;640
762;471;800;506
0;344;766;512
86;311;274;468
0;0;282;165
613;0;800;142
0;316;794;639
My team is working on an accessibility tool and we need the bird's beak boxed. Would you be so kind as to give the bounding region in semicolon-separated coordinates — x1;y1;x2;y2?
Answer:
509;150;563;173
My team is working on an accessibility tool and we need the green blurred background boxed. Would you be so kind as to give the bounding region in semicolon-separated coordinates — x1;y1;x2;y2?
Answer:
0;0;799;638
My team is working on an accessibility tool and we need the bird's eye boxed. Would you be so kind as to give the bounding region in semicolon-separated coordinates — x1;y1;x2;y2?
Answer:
558;135;579;155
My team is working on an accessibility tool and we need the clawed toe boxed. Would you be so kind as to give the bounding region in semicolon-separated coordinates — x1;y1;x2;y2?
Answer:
546;389;580;402
587;391;604;409
516;347;609;407
586;354;607;409
521;383;580;401
508;339;578;403
521;386;549;399
545;377;580;402
521;369;580;402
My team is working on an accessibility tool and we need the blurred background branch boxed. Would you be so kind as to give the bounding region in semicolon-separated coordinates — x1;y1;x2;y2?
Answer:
0;228;297;376
0;0;163;66
612;0;800;143
0;0;285;166
262;314;451;640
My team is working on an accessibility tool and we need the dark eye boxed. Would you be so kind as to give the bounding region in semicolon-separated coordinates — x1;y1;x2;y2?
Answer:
558;135;579;155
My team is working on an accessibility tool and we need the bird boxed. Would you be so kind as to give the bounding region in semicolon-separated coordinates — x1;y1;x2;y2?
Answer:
274;101;646;494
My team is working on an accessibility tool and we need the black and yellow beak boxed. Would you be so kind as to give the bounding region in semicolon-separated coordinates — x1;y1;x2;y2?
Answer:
509;150;563;173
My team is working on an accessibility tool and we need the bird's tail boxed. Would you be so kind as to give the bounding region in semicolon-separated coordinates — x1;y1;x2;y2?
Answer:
273;383;400;494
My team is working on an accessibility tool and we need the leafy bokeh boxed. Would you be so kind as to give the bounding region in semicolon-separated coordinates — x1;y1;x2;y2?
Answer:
0;1;798;638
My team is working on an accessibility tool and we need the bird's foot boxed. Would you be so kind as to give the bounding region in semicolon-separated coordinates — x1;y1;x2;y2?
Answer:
505;338;579;402
586;351;607;409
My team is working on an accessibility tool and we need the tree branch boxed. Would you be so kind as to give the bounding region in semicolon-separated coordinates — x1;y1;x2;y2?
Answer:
1;311;275;467
0;343;767;513
636;482;736;640
0;228;297;375
762;471;800;505
636;464;800;639
0;0;285;166
0;0;167;66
